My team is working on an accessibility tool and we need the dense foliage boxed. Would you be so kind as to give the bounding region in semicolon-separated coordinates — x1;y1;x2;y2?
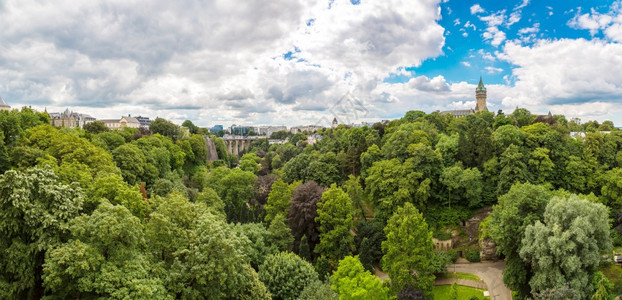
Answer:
0;108;619;299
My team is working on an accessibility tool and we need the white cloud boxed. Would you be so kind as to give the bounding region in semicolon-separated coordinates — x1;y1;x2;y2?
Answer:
568;2;622;41
485;66;503;74
0;0;447;126
470;4;484;15
461;61;471;67
464;20;476;30
496;38;622;120
454;18;460;26
482;27;507;47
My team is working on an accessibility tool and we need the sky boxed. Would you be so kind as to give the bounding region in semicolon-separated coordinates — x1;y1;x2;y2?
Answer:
1;0;622;127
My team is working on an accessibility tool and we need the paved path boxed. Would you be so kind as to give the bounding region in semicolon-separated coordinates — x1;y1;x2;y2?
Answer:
446;261;512;300
434;278;487;290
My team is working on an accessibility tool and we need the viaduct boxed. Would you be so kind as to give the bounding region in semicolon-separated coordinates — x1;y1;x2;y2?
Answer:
221;135;259;156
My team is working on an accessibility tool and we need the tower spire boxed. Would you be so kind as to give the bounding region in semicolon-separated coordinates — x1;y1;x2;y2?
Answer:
475;77;488;112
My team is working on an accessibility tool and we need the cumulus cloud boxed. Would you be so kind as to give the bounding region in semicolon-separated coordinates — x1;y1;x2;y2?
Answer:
496;38;622;119
568;1;622;42
471;4;484;15
0;0;447;126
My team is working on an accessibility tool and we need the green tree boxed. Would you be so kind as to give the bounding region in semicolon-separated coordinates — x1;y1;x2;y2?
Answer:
527;147;555;184
0;167;84;299
360;144;382;180
181;120;199;134
269;214;294;252
43;201;168;299
264;179;294;223
381;203;435;294
343;175;367;220
240;152;262;173
315;184;354;262
488;183;551;298
510;108;535;128
297;280;338;300
520;195;612;299
149;118;180;140
112;143;146;185
83;120;109;134
258;252;319;300
497;144;528;196
450;282;458;300
330;256;390;300
600;168;622;209
206;167;257;223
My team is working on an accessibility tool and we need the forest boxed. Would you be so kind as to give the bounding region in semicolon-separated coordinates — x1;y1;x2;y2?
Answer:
0;107;620;299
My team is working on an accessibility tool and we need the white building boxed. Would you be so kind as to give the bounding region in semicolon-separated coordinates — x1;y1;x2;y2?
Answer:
258;125;287;137
101;115;141;130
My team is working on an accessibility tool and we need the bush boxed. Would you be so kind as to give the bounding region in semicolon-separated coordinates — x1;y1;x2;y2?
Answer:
258;252;319;300
447;249;458;263
466;249;480;262
433;228;452;240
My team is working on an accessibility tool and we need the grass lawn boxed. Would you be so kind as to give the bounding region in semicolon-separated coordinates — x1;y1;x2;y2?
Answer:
432;285;489;300
601;263;622;295
440;272;484;282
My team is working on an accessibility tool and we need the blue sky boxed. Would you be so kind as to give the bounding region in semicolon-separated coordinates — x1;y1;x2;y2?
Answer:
396;0;614;86
0;0;621;127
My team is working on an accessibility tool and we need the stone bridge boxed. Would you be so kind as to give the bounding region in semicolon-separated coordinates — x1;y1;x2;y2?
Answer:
222;135;260;155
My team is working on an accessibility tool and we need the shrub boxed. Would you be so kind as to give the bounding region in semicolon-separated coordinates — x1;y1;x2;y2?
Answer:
466;249;480;262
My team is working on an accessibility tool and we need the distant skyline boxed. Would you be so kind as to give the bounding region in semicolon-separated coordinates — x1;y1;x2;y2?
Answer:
1;0;621;127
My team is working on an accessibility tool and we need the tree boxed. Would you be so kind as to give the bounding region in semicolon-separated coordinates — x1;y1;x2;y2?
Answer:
520;195;612;299
258;252;319;300
83;120;109;134
268;214;294;252
205;167;257;223
381;203;435;294
315;184;354;262
488;183;551;298
264;179;294;223
330;256;390;300
440;164;483;208
0;167;84;299
287;181;325;253
240;152;262;173
297;280;338;300
43;201;169;299
600;168;622;209
112;143;146;185
181;120;199;134
360;144;382;180
149;118;180;140
497;144;528;196
510;108;535;128
527;147;555;184
343;175;367;220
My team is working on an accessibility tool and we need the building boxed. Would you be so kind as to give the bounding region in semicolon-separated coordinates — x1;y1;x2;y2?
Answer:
307;133;323;145
289;125;324;134
230;124;251;136
135;115;152;128
210;125;224;134
441;77;488;118
258;125;287;137
332;117;338;129
49;108;96;128
100;115;141;130
0;96;10;111
475;77;488;112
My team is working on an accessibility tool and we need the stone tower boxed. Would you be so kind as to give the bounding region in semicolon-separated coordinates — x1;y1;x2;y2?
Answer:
475;76;488;112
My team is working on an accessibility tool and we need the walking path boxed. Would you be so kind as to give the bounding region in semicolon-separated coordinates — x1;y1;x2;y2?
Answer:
446;261;512;300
